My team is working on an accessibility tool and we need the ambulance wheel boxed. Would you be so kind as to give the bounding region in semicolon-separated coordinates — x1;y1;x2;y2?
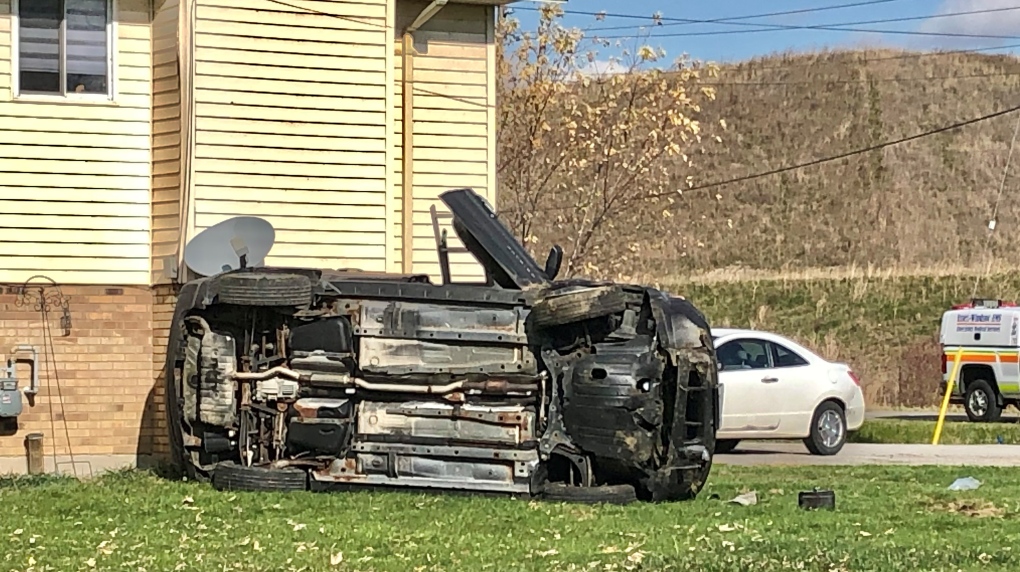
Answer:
964;379;1002;423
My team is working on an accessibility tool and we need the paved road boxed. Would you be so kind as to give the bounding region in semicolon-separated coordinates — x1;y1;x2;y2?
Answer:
715;442;1020;466
866;409;1019;423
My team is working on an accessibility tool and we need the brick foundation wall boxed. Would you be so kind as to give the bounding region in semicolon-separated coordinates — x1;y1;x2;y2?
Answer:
0;284;156;465
150;285;179;459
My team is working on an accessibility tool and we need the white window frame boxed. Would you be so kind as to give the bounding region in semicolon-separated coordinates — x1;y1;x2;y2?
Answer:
10;0;117;101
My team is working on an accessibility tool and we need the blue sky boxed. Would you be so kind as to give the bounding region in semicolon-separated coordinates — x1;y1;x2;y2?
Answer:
508;0;1020;65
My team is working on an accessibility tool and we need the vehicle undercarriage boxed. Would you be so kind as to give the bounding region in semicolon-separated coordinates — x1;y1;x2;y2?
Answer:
164;189;720;503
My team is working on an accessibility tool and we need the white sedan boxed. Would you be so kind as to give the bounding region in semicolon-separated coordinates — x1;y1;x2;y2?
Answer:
712;328;866;456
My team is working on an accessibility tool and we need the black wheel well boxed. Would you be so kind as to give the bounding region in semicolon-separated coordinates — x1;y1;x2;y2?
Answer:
819;397;846;414
960;365;998;392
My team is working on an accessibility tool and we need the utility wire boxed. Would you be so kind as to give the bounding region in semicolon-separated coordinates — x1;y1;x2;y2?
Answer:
705;70;1020;87
659;103;1020;197
729;43;1020;73
582;0;905;32
497;103;1020;216
265;0;1020;88
973;110;1020;297
265;0;389;29
599;8;1020;40
425;70;1020;111
512;4;1020;41
584;5;1020;36
39;300;77;478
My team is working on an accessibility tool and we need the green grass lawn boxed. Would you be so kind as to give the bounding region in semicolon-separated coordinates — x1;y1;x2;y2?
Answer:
4;466;1020;572
850;418;1020;445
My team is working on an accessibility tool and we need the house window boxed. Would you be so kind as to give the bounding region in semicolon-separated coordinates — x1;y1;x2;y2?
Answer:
14;0;112;97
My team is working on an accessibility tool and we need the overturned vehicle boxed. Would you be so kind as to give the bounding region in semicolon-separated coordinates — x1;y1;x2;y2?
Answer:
163;188;720;503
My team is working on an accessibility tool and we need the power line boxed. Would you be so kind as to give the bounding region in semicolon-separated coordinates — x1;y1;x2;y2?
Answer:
973;110;1020;297
730;43;1020;73
421;69;1020;111
265;0;389;29
269;0;1020;77
598;7;1020;40
587;5;1020;36
584;0;907;32
512;4;1020;41
661;103;1020;196
706;70;1020;87
496;103;1020;216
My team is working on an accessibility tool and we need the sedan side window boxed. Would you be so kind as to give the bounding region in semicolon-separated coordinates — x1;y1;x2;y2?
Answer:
717;339;771;371
771;343;809;368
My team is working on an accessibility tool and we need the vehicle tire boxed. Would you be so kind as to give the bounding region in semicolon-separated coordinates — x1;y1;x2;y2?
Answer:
216;273;313;308
964;379;1002;423
162;314;210;483
211;462;309;493
542;483;638;505
529;286;628;329
716;439;740;454
803;401;847;456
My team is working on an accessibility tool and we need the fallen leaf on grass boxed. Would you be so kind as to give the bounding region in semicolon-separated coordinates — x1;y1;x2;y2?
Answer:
330;551;344;566
859;531;872;537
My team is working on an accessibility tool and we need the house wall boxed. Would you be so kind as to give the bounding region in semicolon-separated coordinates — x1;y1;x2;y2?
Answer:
0;0;153;286
151;0;182;284
393;0;495;281
187;0;395;273
0;0;503;472
0;285;158;473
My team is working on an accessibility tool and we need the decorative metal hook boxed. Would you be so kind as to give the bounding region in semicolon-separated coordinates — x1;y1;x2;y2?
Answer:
15;275;72;337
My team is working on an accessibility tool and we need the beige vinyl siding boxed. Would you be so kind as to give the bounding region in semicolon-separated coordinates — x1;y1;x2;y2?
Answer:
151;0;181;284
393;1;494;282
189;0;393;272
0;0;152;285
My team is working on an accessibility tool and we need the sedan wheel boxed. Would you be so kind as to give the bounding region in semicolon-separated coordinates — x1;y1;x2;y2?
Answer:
803;401;847;456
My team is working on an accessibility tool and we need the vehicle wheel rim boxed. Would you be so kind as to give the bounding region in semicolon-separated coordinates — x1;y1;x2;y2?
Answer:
968;389;989;416
818;410;844;449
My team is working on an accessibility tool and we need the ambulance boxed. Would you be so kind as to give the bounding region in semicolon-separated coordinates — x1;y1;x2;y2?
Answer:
939;298;1020;422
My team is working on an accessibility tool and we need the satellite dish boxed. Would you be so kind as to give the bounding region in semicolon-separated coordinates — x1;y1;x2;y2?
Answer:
184;216;276;277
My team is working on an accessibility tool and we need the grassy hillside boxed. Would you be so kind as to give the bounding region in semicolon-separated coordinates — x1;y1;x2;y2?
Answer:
628;49;1020;276
666;270;1020;408
495;46;1020;406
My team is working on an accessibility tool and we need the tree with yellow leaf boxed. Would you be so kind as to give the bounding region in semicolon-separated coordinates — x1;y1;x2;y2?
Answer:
496;4;724;279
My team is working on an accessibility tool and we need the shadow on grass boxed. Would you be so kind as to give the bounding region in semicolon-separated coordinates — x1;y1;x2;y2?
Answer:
878;414;1020;424
0;472;76;489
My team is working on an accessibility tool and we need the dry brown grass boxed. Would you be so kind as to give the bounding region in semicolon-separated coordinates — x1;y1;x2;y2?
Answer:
497;46;1020;407
622;48;1020;277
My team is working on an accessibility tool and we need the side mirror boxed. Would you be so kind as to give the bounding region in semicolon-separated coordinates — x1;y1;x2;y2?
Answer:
544;245;563;280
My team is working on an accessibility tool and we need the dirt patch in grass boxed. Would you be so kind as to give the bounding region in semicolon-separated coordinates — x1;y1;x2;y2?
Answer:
928;499;1005;519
